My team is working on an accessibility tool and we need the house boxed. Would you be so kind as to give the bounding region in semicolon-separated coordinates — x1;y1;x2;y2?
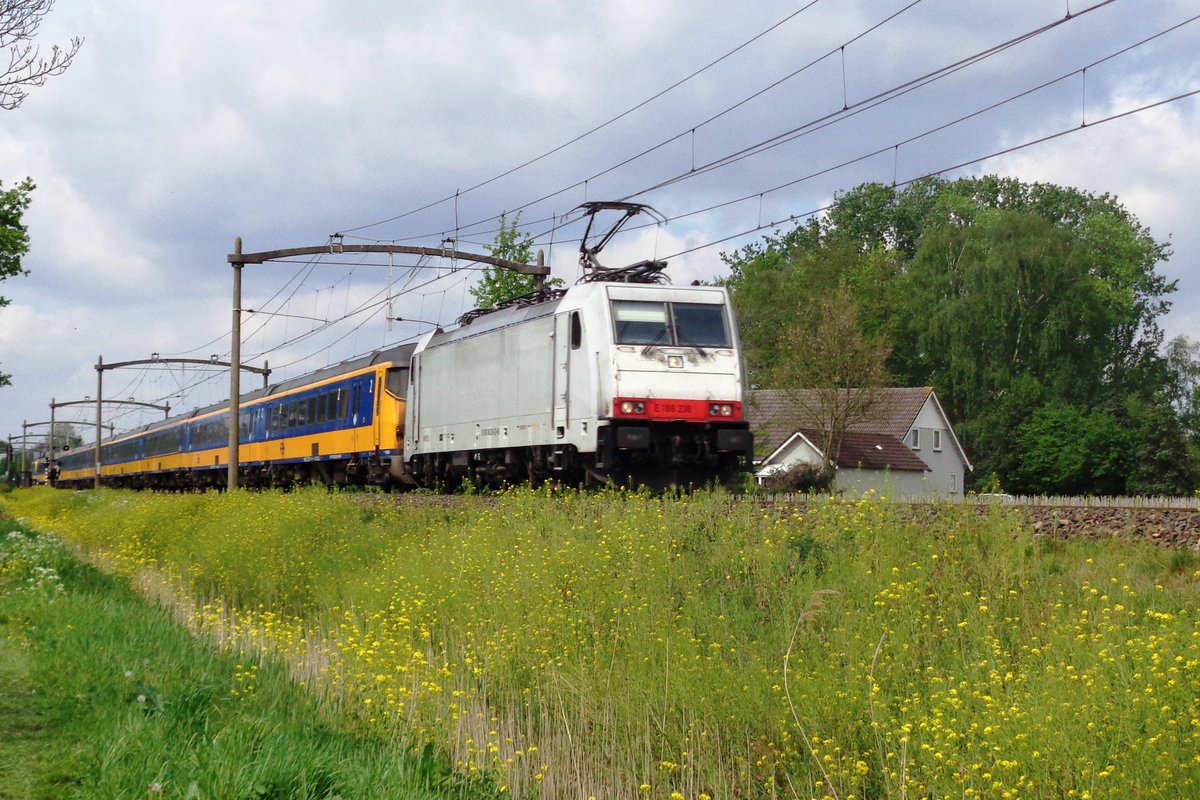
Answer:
747;388;972;496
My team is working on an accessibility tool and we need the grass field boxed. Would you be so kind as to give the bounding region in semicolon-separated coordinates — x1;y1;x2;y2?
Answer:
0;512;480;800
2;486;1198;800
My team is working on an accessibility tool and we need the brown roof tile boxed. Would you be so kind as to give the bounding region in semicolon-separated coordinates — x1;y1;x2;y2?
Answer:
748;388;926;431
748;388;933;456
825;430;930;472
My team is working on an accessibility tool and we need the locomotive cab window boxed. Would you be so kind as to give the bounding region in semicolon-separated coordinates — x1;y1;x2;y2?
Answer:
673;303;730;348
611;300;731;348
612;301;668;345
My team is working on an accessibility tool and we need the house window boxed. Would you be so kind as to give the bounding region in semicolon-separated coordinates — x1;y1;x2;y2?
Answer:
909;428;920;449
950;473;957;492
933;429;942;451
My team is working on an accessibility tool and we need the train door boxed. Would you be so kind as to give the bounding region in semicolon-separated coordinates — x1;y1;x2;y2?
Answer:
552;311;585;440
553;313;570;437
409;356;420;452
372;370;383;448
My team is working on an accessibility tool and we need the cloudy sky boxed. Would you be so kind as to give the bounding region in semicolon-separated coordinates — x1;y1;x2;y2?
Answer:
2;0;1198;448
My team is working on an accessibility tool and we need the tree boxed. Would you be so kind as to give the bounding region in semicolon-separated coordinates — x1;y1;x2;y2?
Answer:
1;0;82;110
1165;335;1200;441
768;286;893;472
0;177;34;387
723;223;904;385
41;421;77;453
1118;394;1197;496
724;175;1182;493
468;212;562;309
1011;403;1131;496
907;209;1123;423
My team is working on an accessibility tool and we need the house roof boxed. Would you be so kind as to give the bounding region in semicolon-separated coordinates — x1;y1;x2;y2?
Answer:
759;429;930;474
831;430;930;472
758;429;926;472
748;387;973;472
748;388;931;457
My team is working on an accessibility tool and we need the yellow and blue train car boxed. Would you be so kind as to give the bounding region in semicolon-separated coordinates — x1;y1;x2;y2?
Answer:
56;344;415;490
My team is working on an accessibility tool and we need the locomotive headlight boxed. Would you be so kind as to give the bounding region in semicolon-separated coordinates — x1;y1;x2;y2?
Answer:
710;403;733;417
620;400;646;415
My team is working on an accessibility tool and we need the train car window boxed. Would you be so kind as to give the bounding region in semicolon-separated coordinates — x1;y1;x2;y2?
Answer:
307;397;317;427
570;311;582;350
351;384;362;423
288;400;299;429
337;388;348;420
672;303;731;348
612;300;668;345
384;367;408;397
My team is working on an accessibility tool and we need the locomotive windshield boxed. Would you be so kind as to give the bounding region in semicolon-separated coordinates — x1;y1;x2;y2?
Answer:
611;300;731;348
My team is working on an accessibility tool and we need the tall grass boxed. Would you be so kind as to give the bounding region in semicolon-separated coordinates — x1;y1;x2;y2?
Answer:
4;486;1198;799
0;514;477;799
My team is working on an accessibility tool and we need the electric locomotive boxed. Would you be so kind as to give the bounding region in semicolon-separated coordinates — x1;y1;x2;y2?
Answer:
405;263;753;489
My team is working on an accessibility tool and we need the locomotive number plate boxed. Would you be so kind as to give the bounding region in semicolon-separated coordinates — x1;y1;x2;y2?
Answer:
649;400;694;416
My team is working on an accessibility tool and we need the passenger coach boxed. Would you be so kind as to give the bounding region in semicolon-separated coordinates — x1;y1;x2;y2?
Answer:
56;345;415;490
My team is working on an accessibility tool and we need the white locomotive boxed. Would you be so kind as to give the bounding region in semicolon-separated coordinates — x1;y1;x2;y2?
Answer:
403;264;753;489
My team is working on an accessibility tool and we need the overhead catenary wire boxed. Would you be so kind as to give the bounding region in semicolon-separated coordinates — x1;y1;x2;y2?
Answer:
344;0;934;248
348;0;1119;255
144;73;1198;428
501;6;1197;259
81;3;1195;434
656;86;1200;263
623;5;1196;203
528;10;1200;259
337;0;830;236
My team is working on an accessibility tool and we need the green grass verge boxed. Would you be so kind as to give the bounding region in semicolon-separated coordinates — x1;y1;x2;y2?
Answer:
0;516;481;800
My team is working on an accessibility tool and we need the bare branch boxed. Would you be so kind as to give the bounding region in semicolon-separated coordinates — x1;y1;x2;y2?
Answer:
0;0;83;110
770;288;892;466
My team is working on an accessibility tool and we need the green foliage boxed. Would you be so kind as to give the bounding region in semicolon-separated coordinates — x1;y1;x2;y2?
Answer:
1119;394;1199;496
725;175;1193;494
1166;336;1200;439
770;286;893;462
723;227;904;384
911;209;1131;419
0;177;33;287
468;212;562;310
0;177;34;387
1010;403;1131;495
759;460;833;493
